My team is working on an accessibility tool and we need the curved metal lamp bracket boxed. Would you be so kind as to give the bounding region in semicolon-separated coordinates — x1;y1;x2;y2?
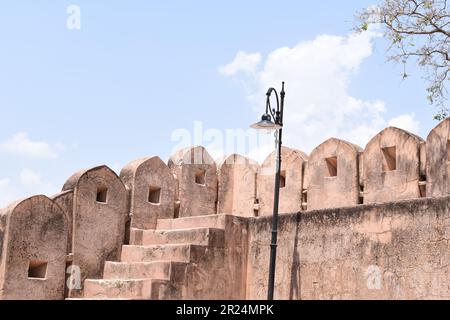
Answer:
265;82;285;127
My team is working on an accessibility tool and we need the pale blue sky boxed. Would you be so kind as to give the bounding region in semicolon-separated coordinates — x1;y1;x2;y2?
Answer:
0;1;439;206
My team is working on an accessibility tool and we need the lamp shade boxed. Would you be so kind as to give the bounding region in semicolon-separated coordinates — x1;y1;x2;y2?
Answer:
250;113;282;130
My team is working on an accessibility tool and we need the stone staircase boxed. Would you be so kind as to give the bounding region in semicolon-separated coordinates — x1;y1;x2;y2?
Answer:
74;214;247;300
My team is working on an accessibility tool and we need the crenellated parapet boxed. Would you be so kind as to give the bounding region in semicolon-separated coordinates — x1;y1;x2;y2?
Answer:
363;127;424;204
61;165;128;298
426;119;450;198
0;196;68;300
120;156;176;230
2;118;450;299
168;146;218;218
257;147;308;216
304;138;362;210
217;154;259;217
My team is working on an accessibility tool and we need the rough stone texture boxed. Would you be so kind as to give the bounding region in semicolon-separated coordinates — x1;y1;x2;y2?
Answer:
363;127;423;204
305;138;362;210
80;214;248;300
257;147;308;216
217;154;259;217
168;146;218;217
120;156;176;230
427;118;450;197
246;196;450;300
0;196;68;300
62;165;128;298
52;190;74;253
6;119;450;300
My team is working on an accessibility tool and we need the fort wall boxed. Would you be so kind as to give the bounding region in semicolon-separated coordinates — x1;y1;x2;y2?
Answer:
1;119;450;299
247;196;450;300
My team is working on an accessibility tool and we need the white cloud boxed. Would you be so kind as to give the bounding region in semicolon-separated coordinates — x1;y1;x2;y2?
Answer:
0;132;62;159
388;113;420;134
220;29;421;153
18;168;57;195
0;170;58;208
19;169;43;187
0;178;10;188
0;177;19;208
219;51;262;76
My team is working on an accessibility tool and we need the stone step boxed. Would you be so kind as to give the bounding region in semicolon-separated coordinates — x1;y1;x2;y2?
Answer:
130;227;225;247
103;261;188;280
67;298;135;300
83;278;179;300
83;279;153;299
121;244;207;263
157;214;227;230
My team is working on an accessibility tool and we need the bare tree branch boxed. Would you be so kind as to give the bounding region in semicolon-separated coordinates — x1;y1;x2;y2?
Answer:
356;0;449;119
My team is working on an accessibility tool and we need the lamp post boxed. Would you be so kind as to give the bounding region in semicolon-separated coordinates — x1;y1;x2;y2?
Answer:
250;82;285;301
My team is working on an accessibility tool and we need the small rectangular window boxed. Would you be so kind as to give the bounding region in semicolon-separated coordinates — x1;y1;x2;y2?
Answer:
28;260;48;279
301;189;308;211
96;187;108;203
325;157;338;177
382;146;396;171
195;169;206;185
148;186;161;204
280;170;286;188
447;140;450;162
359;185;364;204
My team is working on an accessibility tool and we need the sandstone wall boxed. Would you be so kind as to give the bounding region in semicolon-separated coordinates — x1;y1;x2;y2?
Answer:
304;138;362;210
62;165;128;298
247;196;450;300
0;119;450;300
217;154;259;217
427;119;450;197
168;146;218;217
121;156;176;230
0;196;68;300
363;127;423;203
257;147;308;216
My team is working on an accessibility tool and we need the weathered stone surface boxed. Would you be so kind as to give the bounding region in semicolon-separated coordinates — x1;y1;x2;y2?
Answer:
217;154;259;217
427;118;450;197
6;118;450;300
363;127;423;204
62;165;128;298
81;214;248;300
257;147;307;216
246;196;450;300
52;190;74;253
120;156;175;230
305;138;362;210
168;146;217;217
0;196;68;300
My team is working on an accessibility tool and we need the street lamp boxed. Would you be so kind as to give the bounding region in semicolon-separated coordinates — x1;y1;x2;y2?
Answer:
250;82;285;301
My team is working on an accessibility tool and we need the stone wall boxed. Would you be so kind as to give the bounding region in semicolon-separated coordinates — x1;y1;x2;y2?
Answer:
246;196;450;300
62;165;128;298
0;196;68;300
1;119;450;299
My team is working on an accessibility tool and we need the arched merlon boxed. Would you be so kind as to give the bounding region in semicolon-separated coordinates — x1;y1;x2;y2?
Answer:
217;154;259;217
120;156;175;229
62;165;128;298
168;146;217;217
363;126;424;204
0;195;68;300
426;118;450;197
257;147;308;216
305;138;362;210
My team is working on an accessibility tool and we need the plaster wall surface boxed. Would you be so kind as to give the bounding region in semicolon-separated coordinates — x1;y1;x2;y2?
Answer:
247;196;450;300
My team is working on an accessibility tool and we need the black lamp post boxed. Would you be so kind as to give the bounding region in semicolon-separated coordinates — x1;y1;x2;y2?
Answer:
251;82;285;301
